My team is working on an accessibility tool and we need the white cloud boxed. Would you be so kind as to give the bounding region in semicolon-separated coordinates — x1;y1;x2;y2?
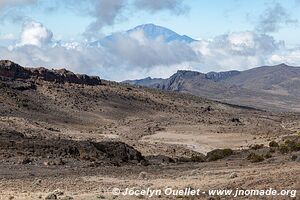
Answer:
268;49;300;66
191;31;284;71
18;21;53;47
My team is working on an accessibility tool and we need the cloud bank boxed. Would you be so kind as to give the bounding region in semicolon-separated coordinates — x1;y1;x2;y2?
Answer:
1;20;300;81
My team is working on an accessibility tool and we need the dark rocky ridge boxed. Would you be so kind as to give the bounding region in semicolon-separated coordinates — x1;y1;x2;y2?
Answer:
205;70;241;82
0;60;101;86
124;64;300;112
0;131;145;166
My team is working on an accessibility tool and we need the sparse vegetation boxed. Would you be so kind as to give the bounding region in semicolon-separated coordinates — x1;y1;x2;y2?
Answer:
1;60;300;199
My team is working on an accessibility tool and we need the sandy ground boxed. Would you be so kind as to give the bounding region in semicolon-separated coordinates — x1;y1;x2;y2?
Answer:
141;125;271;154
0;156;299;200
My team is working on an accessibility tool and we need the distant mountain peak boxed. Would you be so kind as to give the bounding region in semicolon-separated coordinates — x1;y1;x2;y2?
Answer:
129;23;196;43
90;23;196;47
276;63;289;67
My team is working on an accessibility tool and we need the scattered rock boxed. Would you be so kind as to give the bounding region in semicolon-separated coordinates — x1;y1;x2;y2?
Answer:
53;158;65;166
43;161;50;166
96;195;106;199
138;172;148;180
53;189;64;196
19;157;32;165
45;193;57;200
190;170;199;176
33;178;42;185
60;196;74;200
229;172;238;179
231;118;241;123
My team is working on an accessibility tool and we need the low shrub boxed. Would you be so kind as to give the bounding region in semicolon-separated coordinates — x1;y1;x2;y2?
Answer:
269;148;276;153
190;154;205;162
285;140;300;152
250;144;264;150
279;144;289;154
206;148;233;161
269;141;279;148
247;153;265;163
291;155;298;161
264;153;272;159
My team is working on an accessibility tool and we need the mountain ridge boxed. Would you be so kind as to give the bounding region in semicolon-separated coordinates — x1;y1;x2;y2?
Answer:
0;60;101;86
124;64;300;112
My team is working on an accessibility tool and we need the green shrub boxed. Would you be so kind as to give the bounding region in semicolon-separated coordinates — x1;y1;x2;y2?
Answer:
17;99;29;108
285;140;300;152
206;148;233;161
247;153;265;163
250;144;264;150
264;153;272;159
279;144;289;154
269;141;279;148
269;148;276;153
190;154;205;162
291;155;298;161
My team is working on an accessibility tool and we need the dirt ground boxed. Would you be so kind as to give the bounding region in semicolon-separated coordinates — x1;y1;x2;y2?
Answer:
0;154;299;200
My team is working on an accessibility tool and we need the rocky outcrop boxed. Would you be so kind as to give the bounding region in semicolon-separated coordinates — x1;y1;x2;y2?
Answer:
0;60;101;85
0;131;146;166
205;70;240;82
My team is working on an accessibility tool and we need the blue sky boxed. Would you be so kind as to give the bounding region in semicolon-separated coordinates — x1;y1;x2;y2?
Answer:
1;0;300;80
1;0;300;43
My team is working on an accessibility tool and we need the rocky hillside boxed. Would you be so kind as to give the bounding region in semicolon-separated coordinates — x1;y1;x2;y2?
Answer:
0;60;294;160
124;64;300;112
